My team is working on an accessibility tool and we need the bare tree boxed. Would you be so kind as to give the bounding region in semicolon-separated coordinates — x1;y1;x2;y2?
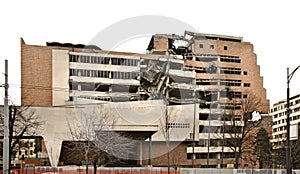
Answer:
222;91;264;169
65;106;136;174
0;105;43;171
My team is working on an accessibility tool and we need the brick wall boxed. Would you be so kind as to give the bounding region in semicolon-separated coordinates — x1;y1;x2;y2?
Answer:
21;38;53;106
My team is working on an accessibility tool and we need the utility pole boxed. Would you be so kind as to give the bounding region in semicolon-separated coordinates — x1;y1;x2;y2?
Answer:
286;66;300;174
2;59;9;174
287;68;291;174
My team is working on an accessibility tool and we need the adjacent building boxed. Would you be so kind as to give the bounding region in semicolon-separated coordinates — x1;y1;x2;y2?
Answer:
270;94;300;148
19;31;269;168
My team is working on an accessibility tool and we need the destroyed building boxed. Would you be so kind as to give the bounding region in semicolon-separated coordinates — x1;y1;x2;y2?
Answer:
20;31;269;168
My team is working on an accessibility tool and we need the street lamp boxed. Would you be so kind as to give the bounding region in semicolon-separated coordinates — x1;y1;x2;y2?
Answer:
286;66;300;174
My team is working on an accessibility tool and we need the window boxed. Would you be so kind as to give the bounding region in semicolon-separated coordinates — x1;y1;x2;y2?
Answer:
69;55;79;62
244;83;251;87
243;71;248;75
224;46;228;50
210;45;214;49
199;44;204;48
167;123;190;129
220;67;242;75
220;55;241;63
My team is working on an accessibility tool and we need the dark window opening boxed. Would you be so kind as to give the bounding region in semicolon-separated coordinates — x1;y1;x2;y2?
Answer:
199;113;209;120
69;82;78;90
95;84;110;92
81;83;94;91
170;62;183;70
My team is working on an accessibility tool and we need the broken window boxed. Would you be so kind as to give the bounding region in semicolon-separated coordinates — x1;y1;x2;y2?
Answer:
244;83;251;87
169;62;182;70
195;54;226;62
204;91;218;101
95;84;110;92
168;89;194;99
210;45;214;49
197;79;218;86
206;65;218;73
224;46;228;50
220;67;242;75
220;55;241;63
112;84;131;92
219;79;242;86
169;75;194;84
80;83;94;91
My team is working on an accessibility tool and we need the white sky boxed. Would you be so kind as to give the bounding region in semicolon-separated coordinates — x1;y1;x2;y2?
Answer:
0;0;300;106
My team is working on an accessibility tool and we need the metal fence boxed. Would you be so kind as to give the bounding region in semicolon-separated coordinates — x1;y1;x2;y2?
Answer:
21;166;300;174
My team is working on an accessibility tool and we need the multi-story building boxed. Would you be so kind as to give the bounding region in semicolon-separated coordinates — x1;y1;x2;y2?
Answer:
269;94;300;168
20;31;269;168
146;31;270;168
270;94;300;148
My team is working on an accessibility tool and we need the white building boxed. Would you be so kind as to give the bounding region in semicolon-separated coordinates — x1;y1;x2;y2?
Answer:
270;94;300;148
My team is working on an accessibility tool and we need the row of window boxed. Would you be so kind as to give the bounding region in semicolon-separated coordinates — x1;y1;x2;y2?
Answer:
18;150;34;156
197;138;241;147
199;125;242;134
220;67;245;75
187;152;235;160
273;115;300;126
74;96;111;102
201;90;244;102
200;102;242;110
273;126;286;133
167;123;190;129
195;35;242;42
196;79;250;87
185;54;241;63
199;44;228;51
186;65;246;75
273;108;300;119
69;69;138;79
69;82;139;93
220;57;241;63
199;113;241;121
69;54;139;66
271;99;300;112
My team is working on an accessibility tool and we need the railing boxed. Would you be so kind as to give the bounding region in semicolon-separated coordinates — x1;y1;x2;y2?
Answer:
14;167;300;174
